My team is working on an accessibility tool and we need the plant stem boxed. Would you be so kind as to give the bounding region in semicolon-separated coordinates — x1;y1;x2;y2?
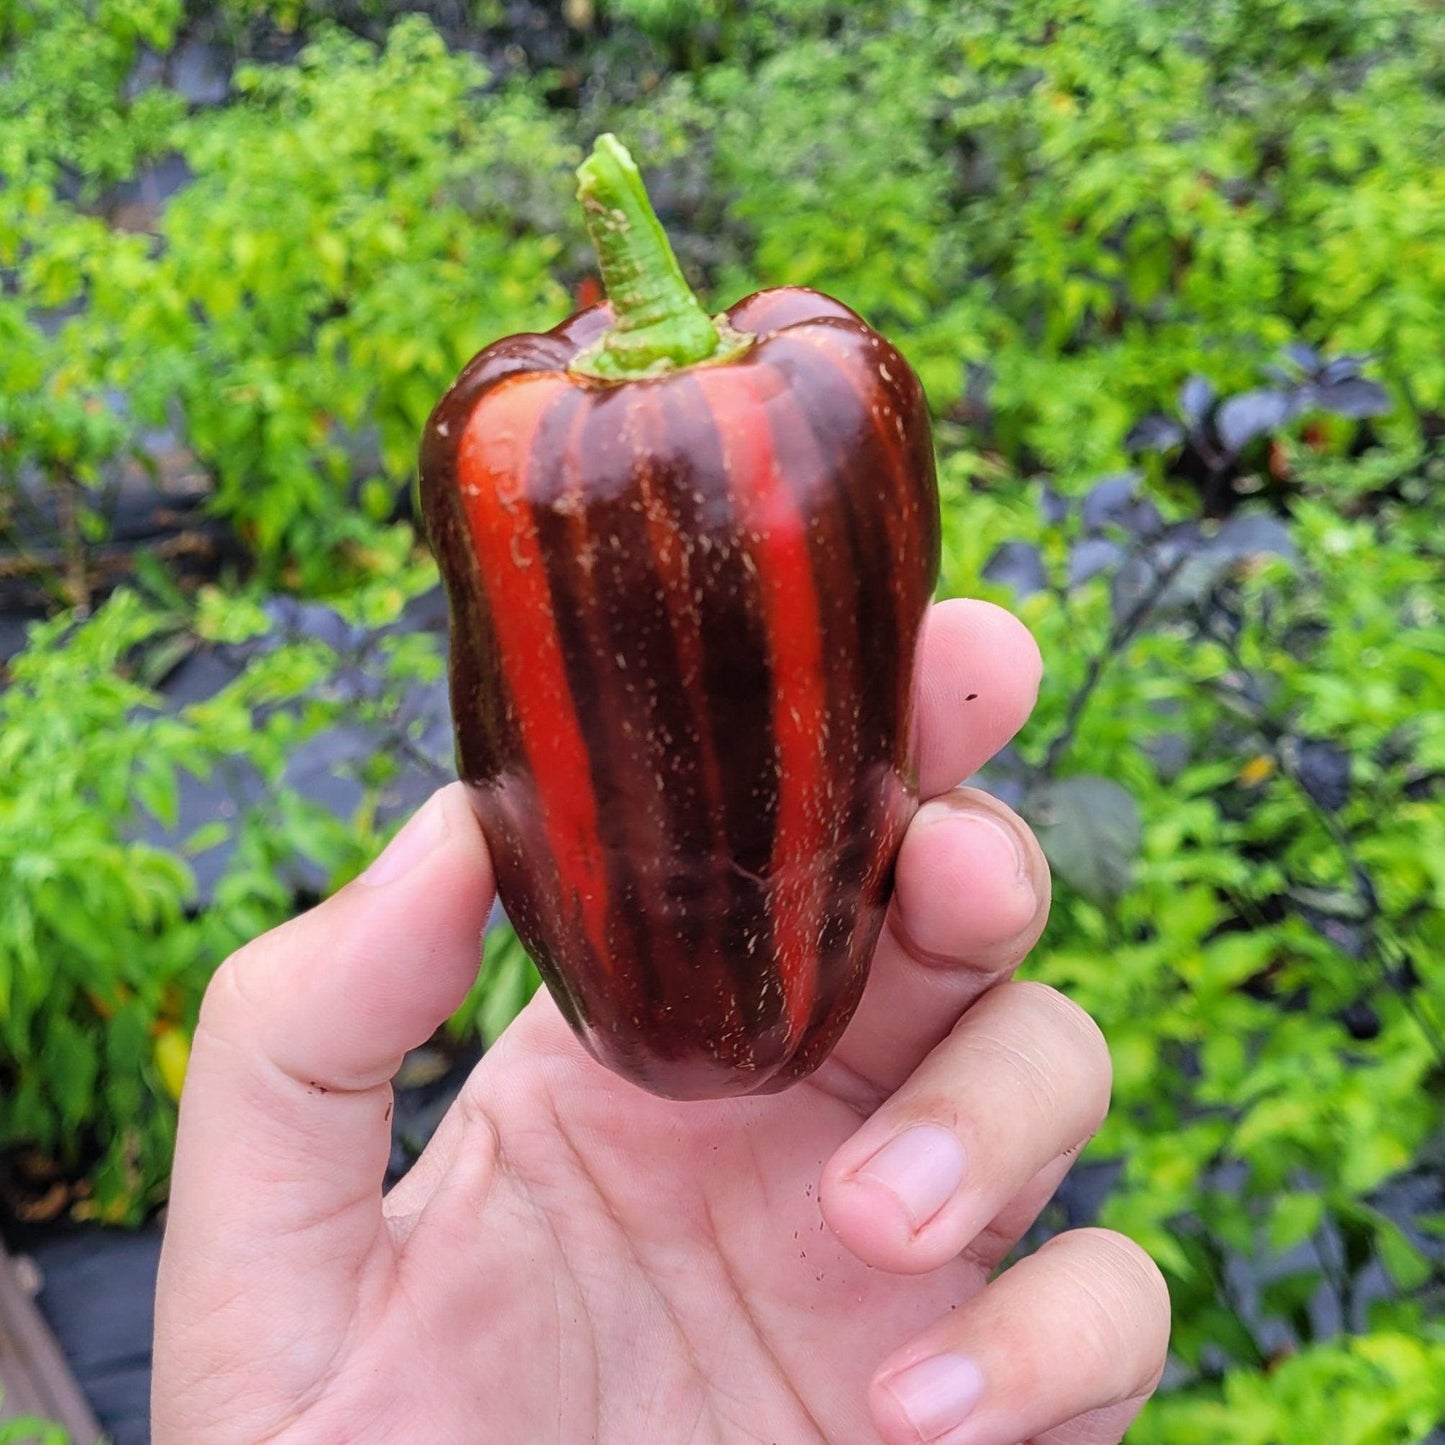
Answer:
569;134;748;381
1204;619;1445;1068
1043;536;1190;775
53;467;91;617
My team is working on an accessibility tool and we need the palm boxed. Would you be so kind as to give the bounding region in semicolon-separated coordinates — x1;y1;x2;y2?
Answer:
356;997;981;1443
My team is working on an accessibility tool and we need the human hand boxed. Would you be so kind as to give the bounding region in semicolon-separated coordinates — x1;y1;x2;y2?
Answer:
153;598;1170;1444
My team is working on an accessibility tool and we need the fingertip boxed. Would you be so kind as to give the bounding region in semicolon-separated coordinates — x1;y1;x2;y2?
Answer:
434;779;491;867
893;795;1042;964
820;1130;964;1277
917;600;1044;798
864;1228;1172;1445
357;781;490;892
1038;1226;1174;1366
944;597;1044;705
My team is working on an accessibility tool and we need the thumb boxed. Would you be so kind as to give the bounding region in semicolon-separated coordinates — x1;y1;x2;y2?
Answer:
155;784;493;1430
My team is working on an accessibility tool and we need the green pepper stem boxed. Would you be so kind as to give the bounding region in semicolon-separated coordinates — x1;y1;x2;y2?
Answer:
570;134;747;381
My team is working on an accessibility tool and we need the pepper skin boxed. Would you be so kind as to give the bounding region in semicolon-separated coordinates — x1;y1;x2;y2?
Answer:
419;148;940;1100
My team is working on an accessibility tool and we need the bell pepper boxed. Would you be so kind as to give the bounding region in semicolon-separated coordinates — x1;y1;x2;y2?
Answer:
420;136;940;1098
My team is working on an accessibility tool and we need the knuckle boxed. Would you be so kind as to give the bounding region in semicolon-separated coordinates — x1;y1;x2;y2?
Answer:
195;939;276;1051
1004;980;1112;1098
963;1018;1063;1118
1045;1228;1173;1390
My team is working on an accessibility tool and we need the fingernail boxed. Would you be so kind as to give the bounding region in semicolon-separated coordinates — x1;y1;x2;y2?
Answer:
959;809;1030;884
886;1353;985;1441
919;801;1030;885
360;795;450;887
856;1124;964;1231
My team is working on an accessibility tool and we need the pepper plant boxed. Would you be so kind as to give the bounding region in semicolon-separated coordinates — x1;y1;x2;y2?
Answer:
0;551;451;1222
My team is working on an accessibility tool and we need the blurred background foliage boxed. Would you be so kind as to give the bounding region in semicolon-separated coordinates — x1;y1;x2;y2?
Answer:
0;0;1442;1439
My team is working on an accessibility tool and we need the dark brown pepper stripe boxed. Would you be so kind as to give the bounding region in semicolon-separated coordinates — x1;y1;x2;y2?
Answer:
655;373;789;1066
518;382;666;1064
759;332;909;767
698;361;830;1048
789;322;939;763
623;384;756;1064
552;385;750;1074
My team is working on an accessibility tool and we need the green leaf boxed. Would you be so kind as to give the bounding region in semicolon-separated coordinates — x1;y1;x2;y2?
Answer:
133;758;180;830
1374;1218;1433;1291
1266;1190;1326;1253
1026;776;1142;904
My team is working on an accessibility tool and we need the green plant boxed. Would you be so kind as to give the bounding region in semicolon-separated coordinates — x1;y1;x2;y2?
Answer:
0;0;183;189
2;12;575;597
612;0;1444;470
1143;1328;1445;1444
0;549;446;1220
941;393;1444;1415
0;203;167;611
0;0;180;612
150;17;574;580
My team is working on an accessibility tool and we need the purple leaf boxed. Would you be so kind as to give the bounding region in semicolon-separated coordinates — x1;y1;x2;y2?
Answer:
1125;414;1186;452
1082;472;1163;537
1026;776;1141;904
1291;736;1352;812
1179;375;1217;426
1039;485;1070;526
1068;536;1125;588
1284;342;1322;374
1216;389;1293;453
1312;377;1392;419
1318;356;1364;386
1209;512;1298;565
982;541;1049;597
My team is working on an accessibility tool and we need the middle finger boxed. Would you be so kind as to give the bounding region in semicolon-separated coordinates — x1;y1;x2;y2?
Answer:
817;787;1051;1108
820;979;1111;1275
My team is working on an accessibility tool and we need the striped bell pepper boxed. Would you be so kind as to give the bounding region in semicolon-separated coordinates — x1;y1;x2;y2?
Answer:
420;136;940;1098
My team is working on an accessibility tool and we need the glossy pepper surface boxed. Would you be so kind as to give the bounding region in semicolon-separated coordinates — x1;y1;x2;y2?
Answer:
419;137;940;1098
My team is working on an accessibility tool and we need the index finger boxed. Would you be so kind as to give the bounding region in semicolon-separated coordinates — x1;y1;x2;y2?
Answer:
818;598;1047;1104
913;597;1043;799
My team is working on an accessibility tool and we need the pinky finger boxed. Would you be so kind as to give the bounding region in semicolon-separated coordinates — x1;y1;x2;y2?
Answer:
871;1229;1171;1445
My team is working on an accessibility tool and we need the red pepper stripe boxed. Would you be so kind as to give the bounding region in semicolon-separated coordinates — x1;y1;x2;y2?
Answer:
752;334;892;1032
456;373;615;980
700;363;829;1046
